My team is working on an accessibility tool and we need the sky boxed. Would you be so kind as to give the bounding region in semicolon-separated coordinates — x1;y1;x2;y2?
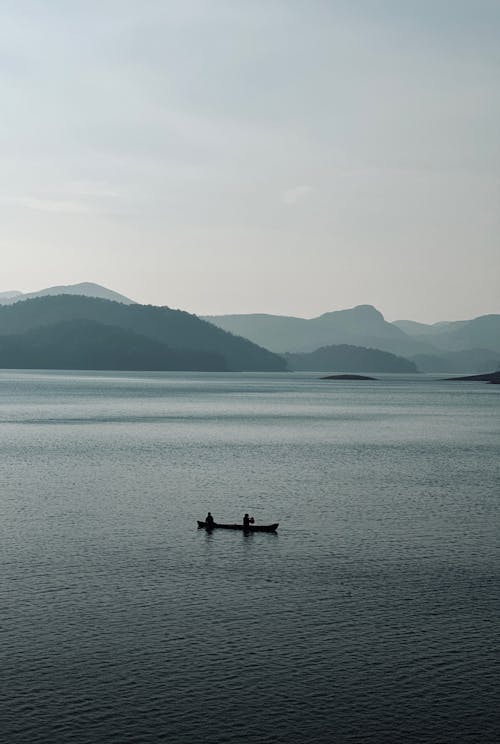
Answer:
0;0;499;322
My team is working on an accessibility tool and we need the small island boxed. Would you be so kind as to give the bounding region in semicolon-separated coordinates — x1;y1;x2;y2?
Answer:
320;374;377;381
444;371;500;385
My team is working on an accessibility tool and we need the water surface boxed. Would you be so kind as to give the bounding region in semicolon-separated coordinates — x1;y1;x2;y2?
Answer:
1;371;499;743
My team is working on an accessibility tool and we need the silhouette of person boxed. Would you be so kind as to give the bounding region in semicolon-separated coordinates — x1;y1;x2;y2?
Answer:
205;512;215;528
243;513;250;529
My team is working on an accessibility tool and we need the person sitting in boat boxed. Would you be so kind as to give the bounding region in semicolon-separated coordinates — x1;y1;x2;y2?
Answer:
205;512;215;528
243;513;251;529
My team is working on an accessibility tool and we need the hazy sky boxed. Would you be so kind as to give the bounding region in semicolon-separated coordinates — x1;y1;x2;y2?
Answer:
1;1;499;322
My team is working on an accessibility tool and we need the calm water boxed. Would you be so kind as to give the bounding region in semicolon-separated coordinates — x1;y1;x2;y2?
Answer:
1;370;499;743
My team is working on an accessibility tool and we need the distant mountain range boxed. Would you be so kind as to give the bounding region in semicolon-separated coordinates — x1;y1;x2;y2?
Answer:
0;283;498;373
393;315;500;353
410;349;500;374
0;282;134;305
0;295;286;372
203;305;433;357
204;305;500;372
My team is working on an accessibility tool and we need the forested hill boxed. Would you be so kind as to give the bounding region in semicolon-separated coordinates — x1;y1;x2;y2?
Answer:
0;295;286;371
0;320;226;371
284;344;418;373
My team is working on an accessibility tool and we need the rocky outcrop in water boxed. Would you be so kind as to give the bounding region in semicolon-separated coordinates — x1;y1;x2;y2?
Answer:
321;374;376;381
444;371;500;384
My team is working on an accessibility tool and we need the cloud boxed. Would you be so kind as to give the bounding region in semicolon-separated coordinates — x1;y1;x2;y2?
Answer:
281;185;312;204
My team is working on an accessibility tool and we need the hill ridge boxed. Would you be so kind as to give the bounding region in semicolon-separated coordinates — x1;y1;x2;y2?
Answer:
0;282;135;306
0;295;287;372
284;343;417;373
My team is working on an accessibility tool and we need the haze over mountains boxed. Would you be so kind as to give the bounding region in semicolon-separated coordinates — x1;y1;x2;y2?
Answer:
204;305;427;357
394;315;500;353
0;282;134;305
205;305;500;372
0;283;498;373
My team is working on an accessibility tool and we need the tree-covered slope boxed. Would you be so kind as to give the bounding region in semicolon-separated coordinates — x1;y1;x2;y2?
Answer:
0;319;226;371
284;344;417;373
0;296;287;371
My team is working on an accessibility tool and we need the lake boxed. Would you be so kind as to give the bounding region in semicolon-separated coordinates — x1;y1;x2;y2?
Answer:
1;370;499;743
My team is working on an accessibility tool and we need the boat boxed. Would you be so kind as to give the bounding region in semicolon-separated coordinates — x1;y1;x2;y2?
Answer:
197;520;278;533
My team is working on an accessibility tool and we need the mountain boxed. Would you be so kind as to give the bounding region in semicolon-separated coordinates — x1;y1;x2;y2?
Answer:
394;314;500;369
284;344;418;373
426;315;500;353
0;282;135;305
394;314;500;353
0;295;287;372
0;291;23;301
205;305;500;366
393;319;453;336
204;305;434;357
0;319;225;371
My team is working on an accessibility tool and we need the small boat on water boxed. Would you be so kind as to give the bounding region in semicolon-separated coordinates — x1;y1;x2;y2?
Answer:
197;520;278;533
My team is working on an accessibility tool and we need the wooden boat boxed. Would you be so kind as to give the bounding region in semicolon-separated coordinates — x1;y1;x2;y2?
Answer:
197;520;278;533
